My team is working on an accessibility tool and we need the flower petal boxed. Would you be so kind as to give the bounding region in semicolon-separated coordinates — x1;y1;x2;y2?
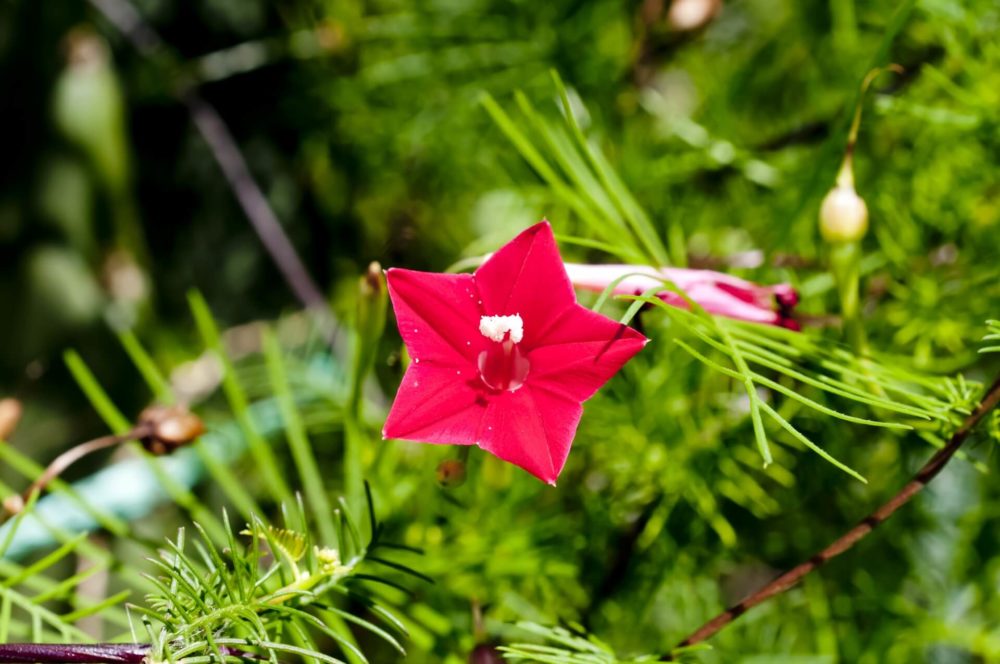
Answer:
474;221;576;348
563;263;666;296
563;262;798;327
383;364;485;444
661;284;783;325
477;387;582;485
528;305;647;402
385;268;484;365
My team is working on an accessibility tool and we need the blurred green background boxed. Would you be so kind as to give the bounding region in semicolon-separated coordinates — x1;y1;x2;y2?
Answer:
1;0;1000;661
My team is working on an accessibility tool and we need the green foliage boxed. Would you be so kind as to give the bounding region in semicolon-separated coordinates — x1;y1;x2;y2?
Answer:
3;0;1000;662
981;320;1000;355
625;290;976;480
0;519;133;643
0;296;418;662
481;74;678;267
132;495;410;664
501;622;664;663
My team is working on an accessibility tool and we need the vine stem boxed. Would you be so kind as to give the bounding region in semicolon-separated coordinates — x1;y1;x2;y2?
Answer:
0;643;254;663
20;432;138;502
664;371;1000;659
0;643;149;663
2;426;149;518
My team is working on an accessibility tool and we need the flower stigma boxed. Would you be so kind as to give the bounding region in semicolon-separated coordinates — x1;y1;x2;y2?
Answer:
477;314;529;392
478;314;524;343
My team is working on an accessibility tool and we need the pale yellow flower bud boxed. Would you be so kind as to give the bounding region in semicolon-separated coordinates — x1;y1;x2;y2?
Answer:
820;184;868;244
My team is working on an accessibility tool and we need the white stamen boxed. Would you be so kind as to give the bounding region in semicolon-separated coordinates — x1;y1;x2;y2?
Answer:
479;314;524;343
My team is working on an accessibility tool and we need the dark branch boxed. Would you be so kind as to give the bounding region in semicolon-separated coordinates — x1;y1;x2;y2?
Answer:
0;643;149;663
0;643;258;663
664;371;1000;659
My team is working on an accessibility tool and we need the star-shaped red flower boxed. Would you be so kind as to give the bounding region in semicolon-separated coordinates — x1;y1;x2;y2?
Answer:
382;221;648;484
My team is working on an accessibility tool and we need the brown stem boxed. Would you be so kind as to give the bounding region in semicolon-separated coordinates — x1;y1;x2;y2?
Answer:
86;0;340;348
12;426;151;512
664;372;1000;659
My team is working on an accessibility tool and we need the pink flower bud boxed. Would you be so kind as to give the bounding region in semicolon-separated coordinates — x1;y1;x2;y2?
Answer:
563;263;799;329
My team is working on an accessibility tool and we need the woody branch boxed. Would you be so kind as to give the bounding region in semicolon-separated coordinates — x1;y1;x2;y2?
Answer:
664;371;1000;659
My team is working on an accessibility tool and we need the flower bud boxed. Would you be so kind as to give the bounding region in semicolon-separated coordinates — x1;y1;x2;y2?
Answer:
352;262;387;405
138;405;205;455
102;249;148;304
819;184;868;243
0;398;23;441
3;494;25;516
315;546;350;576
436;459;467;488
361;261;385;300
667;0;722;32
53;28;129;194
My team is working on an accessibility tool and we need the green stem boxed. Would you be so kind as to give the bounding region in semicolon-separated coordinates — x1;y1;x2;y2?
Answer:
830;0;858;51
263;328;338;545
829;241;867;355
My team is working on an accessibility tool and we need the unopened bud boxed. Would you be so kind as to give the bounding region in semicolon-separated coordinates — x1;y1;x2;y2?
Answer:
820;184;868;243
352;262;388;406
102;249;148;304
361;261;384;298
771;284;799;310
436;459;467;488
138;405;205;455
667;0;721;31
53;28;129;193
0;398;23;440
3;494;24;516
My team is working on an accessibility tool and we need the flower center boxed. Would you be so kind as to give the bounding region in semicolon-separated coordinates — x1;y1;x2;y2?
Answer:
478;314;523;343
477;315;529;392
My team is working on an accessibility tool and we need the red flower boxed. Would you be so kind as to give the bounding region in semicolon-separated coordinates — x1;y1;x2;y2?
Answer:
382;222;647;484
564;263;799;329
